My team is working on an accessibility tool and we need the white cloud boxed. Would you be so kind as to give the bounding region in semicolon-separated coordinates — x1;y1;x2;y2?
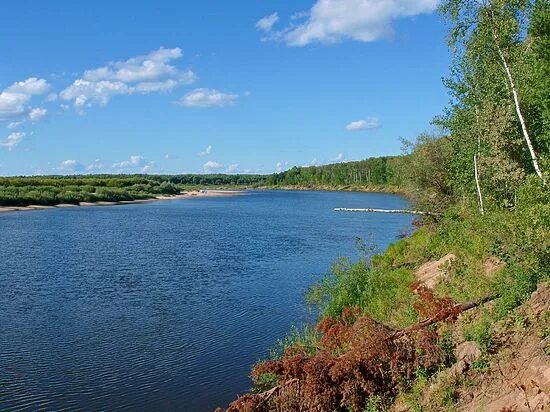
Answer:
178;88;238;108
331;153;345;162
112;155;145;169
83;47;186;83
86;159;105;171
1;132;26;151
60;79;130;110
275;161;289;172
29;107;47;121
256;12;279;31
263;0;439;46
141;161;155;173
302;158;319;167
198;144;212;157
0;91;28;119
0;78;50;120
6;78;50;95
226;163;240;173
59;159;84;171
203;160;224;172
60;47;197;111
7;121;22;129
345;117;380;131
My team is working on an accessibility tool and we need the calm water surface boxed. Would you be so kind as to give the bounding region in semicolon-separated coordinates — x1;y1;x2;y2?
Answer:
0;190;413;411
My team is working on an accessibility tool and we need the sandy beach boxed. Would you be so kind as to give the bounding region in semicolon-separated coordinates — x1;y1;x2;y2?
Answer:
0;190;246;214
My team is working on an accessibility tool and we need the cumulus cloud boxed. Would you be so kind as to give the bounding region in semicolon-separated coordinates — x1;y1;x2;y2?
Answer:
1;132;26;151
198;144;212;157
140;161;156;173
256;12;279;31
260;0;439;46
59;159;84;171
60;47;197;111
275;161;289;172
5;78;50;95
60;80;131;110
178;88;239;108
0;77;51;120
86;159;105;171
112;155;146;169
226;163;240;173
83;47;185;83
29;107;47;121
345;117;380;131
202;160;224;172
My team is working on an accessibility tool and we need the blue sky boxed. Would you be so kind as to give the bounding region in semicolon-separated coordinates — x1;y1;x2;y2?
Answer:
0;0;450;175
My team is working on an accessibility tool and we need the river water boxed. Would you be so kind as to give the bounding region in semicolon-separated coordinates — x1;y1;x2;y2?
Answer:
0;190;413;411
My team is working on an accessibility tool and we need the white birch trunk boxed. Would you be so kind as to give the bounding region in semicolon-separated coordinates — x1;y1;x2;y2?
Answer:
474;154;485;215
474;106;485;215
488;6;544;180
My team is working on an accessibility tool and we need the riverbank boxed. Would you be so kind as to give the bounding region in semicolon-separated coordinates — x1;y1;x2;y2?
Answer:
220;181;550;411
0;190;245;214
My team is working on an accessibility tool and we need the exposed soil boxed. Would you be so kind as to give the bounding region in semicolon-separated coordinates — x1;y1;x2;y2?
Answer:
456;283;550;412
414;253;456;289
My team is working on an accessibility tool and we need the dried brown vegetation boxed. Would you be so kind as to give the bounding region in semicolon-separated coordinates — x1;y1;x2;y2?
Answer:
219;292;462;412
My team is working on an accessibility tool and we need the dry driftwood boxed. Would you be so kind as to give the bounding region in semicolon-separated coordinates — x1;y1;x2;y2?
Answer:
334;208;440;217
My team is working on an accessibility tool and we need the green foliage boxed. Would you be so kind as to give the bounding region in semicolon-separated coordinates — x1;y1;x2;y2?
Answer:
268;324;320;360
251;372;280;393
265;156;406;188
462;316;494;354
400;134;455;211
307;257;418;329
364;396;386;412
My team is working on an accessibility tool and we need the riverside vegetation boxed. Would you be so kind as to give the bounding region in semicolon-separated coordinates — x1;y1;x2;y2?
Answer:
215;0;550;411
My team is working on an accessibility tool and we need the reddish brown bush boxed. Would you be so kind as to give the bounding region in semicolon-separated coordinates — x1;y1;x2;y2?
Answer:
219;302;448;412
412;284;457;320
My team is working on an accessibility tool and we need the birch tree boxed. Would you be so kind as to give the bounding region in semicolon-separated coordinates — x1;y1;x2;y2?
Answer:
440;0;545;186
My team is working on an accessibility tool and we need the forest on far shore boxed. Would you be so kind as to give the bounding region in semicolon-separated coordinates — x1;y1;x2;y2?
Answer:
0;156;407;207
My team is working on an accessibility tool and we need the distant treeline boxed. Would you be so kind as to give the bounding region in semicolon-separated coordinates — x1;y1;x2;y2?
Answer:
265;156;406;187
0;161;412;207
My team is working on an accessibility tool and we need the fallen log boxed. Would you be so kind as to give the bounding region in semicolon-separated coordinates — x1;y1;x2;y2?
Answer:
391;294;497;339
334;208;440;217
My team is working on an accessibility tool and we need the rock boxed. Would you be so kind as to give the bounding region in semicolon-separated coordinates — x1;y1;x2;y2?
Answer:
456;341;482;365
415;253;456;289
526;282;550;315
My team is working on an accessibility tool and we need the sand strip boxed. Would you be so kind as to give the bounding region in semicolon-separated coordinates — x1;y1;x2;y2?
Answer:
0;190;246;215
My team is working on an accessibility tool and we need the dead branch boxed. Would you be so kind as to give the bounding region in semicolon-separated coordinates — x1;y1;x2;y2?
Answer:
391;294;497;339
256;378;299;408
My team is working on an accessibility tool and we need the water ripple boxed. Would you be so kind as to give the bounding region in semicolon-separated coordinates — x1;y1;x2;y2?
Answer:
0;190;412;411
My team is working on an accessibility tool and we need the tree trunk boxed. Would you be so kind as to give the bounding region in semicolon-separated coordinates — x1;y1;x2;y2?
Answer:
474;154;485;215
474;106;485;215
488;6;544;180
